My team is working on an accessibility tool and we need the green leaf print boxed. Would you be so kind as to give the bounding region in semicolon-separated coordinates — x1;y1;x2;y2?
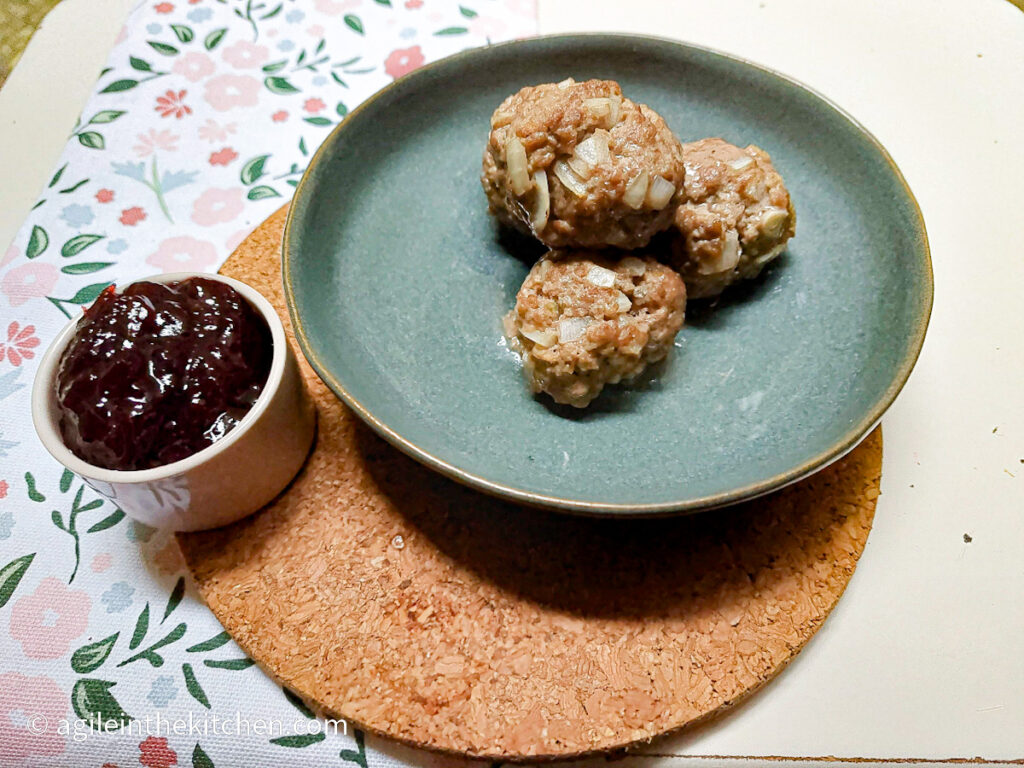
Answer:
344;14;365;34
270;733;326;748
148;41;180;56
52;510;66;531
62;262;114;276
186;631;231;653
89;110;126;124
101;79;139;93
117;622;187;667
85;507;125;532
339;730;368;768
71;679;133;730
171;24;195;44
192;743;215;768
49;163;68;188
303;117;332;126
247;185;280;200
61;234;105;257
204;28;227;51
26;225;49;259
264;76;300;94
435;27;469;35
182;663;211;708
69;282;113;305
71;633;120;674
25;471;45;501
130;56;153;72
130;603;150;650
374;0;392;5
460;6;478;17
240;155;269;184
282;687;316;719
0;553;35;609
163;576;186;622
59;178;90;195
203;657;255;670
60;468;74;493
336;102;348;118
78;132;105;150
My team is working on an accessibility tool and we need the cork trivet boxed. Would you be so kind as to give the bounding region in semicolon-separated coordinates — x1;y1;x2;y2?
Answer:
178;205;881;760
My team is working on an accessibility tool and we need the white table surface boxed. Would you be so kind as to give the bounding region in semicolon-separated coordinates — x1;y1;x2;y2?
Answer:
2;0;1022;762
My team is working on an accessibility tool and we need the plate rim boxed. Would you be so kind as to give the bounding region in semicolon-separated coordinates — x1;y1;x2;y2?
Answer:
282;32;934;516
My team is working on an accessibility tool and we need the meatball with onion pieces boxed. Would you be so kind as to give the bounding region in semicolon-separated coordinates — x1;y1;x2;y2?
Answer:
482;79;685;250
670;138;796;299
505;252;686;408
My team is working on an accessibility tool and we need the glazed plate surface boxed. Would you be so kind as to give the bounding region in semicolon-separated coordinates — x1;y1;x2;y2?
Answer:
283;34;931;515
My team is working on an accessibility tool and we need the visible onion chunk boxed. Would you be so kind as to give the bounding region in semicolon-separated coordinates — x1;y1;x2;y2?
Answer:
623;170;649;209
584;97;611;120
520;325;556;347
761;207;789;238
620;256;647;276
530;169;550;232
614;291;632;314
573;130;611;169
553;160;588;198
701;230;742;274
728;155;754;171
586;264;617;288
557;317;590;343
645;174;675;210
557;77;575;90
608;94;622;126
505;134;530;196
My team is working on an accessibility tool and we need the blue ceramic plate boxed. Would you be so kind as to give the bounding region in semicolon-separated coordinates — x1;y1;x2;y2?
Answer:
283;34;932;516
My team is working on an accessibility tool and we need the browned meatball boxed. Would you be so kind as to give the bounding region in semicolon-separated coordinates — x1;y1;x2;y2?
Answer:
670;138;796;298
482;79;685;250
505;252;686;407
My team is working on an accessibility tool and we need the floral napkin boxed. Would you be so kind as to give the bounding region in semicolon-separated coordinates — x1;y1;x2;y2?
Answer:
0;1;534;765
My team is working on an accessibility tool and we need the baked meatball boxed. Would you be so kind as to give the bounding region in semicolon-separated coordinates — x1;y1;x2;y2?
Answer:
482;79;685;250
670;138;796;299
505;252;686;408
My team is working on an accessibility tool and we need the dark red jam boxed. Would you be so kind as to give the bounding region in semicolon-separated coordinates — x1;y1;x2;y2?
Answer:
56;278;272;471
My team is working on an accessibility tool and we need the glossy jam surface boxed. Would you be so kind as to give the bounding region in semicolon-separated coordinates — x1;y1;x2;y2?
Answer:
56;278;273;471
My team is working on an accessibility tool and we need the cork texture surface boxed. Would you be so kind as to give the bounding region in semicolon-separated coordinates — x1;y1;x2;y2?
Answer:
178;205;881;760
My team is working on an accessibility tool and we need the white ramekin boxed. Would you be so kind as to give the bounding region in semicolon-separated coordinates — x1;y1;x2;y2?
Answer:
31;272;316;531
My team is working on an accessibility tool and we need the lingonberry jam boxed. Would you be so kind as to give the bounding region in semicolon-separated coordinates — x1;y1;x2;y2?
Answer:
56;278;272;471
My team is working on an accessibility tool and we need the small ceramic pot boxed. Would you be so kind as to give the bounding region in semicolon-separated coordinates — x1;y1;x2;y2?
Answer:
31;272;316;531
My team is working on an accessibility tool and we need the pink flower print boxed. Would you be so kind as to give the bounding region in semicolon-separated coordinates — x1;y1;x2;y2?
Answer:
1;262;59;307
271;110;288;122
197;118;237;143
172;52;216;83
1;244;17;268
191;188;244;227
303;97;326;113
155;90;192;119
155;2;174;13
312;0;361;16
470;16;507;38
221;40;269;70
146;236;219;272
209;147;238;166
0;673;68;763
405;0;423;8
9;577;91;659
0;322;40;367
120;207;147;226
133;128;180;158
96;188;115;203
91;552;113;573
139;737;178;768
0;479;8;499
384;46;425;79
307;23;326;37
203;74;260;112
